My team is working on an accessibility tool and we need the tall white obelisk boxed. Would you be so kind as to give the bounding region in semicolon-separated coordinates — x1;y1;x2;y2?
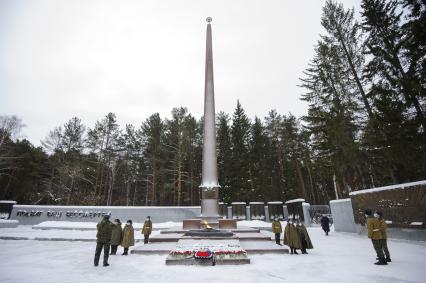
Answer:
199;17;220;222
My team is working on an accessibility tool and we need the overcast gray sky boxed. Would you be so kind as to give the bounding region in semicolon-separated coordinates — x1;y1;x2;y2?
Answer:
0;0;361;146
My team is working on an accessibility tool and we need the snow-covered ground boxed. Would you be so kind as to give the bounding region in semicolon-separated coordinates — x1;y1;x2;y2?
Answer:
0;224;425;283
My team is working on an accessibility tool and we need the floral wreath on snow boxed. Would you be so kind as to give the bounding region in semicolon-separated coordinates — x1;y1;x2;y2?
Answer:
194;249;213;259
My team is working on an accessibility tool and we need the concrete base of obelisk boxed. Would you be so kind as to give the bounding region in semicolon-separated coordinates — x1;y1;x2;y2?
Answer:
198;198;220;227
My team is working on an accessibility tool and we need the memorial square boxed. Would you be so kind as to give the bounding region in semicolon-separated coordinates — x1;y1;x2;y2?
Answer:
1;0;425;282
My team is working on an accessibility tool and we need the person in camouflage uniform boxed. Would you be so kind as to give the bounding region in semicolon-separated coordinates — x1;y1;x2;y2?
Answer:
94;214;112;266
121;219;135;255
142;216;152;244
284;219;301;254
377;211;391;262
296;221;313;254
366;209;387;265
271;218;282;245
110;219;122;255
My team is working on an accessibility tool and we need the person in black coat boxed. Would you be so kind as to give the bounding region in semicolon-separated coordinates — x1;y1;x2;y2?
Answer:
320;216;330;236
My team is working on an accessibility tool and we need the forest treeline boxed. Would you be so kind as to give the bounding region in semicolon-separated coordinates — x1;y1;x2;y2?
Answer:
0;0;425;206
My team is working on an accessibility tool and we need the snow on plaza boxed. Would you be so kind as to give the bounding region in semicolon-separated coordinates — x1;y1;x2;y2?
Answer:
1;221;425;283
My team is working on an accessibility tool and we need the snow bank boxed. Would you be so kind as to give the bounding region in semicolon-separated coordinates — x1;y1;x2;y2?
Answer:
0;219;19;228
285;198;305;204
0;219;19;224
329;198;351;204
349;180;426;196
32;221;181;230
0;200;17;204
238;220;274;228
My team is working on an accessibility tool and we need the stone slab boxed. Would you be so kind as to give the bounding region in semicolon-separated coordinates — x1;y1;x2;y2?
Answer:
159;227;260;234
182;219;201;230
10;205;201;225
131;242;177;255
241;241;289;254
166;238;250;265
150;231;271;243
165;257;250;265
235;232;271;241
219;219;237;229
149;233;182;242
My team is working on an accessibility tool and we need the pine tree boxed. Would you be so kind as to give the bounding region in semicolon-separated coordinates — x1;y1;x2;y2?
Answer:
248;117;271;201
361;0;425;129
361;0;426;182
140;113;165;205
217;112;233;203
86;112;120;204
264;110;286;201
322;0;373;118
230;101;251;202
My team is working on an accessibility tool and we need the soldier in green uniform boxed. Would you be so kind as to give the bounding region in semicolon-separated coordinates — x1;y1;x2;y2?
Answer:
142;216;152;244
366;209;387;265
94;214;112;267
284;219;301;254
272;218;282;245
296;221;313;254
121;219;135;255
110;219;122;255
376;211;391;262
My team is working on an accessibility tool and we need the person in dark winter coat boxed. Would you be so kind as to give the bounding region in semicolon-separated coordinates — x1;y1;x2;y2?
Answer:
377;211;391;263
110;219;122;255
366;209;387;265
320;216;330;236
296;222;313;254
121;220;135;255
272;218;283;245
94;214;112;266
142;216;152;244
284;220;301;254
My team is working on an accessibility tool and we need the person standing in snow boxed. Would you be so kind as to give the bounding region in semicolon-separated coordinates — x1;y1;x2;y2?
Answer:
272;218;282;245
284;219;301;254
320;215;330;236
366;209;387;265
376;211;391;262
296;221;313;254
94;214;112;267
110;219;122;255
121;219;135;255
142;216;152;244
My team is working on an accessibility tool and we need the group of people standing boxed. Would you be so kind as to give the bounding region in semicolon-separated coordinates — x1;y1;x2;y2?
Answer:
94;215;153;267
272;217;313;254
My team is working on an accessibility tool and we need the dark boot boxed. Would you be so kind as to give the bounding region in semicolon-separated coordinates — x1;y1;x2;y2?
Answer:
374;258;388;265
386;257;392;262
293;249;298;255
290;248;294;254
122;247;129;255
